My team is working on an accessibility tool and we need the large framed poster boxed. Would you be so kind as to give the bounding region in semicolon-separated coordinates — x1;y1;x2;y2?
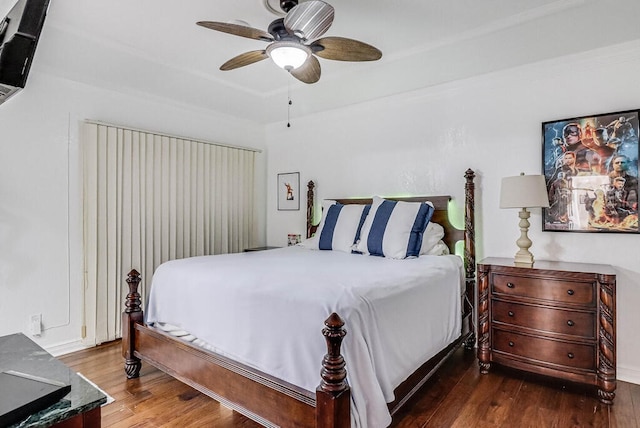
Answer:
542;109;639;233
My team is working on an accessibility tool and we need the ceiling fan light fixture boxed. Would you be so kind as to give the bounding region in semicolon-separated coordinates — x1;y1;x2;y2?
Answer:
267;41;310;70
200;0;381;84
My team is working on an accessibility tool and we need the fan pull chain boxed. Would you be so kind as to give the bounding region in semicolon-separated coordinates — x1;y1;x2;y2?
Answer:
287;78;292;128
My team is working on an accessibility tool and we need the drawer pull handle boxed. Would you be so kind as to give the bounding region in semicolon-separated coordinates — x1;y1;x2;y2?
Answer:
508;311;514;317
507;282;515;289
567;352;574;359
567;320;575;327
567;289;575;295
508;341;514;347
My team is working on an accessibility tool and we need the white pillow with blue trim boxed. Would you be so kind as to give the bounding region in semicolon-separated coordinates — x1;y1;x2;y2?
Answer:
355;196;434;259
301;200;371;253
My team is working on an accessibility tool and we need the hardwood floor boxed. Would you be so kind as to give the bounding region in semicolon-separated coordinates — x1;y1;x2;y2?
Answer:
59;340;640;427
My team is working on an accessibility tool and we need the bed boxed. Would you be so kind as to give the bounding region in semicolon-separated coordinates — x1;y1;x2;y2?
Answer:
122;168;477;428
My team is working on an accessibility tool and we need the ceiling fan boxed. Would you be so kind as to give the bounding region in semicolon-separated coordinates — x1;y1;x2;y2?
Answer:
196;0;382;84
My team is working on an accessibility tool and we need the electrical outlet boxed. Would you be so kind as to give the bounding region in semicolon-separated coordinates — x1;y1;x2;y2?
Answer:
29;314;42;336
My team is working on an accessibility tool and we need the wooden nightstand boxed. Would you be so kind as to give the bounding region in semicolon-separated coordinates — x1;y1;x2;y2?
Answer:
477;257;616;404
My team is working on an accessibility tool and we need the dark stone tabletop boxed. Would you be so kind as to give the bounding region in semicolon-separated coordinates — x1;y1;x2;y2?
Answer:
0;333;106;427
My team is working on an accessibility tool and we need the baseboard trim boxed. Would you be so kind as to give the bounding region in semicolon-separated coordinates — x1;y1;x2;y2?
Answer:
617;366;640;386
47;339;90;357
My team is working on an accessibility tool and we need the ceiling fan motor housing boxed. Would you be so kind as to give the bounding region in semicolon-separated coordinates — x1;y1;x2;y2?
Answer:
268;18;291;41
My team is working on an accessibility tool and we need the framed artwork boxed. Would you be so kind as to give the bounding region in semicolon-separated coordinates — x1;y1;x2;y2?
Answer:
277;172;300;211
542;109;639;233
287;233;301;246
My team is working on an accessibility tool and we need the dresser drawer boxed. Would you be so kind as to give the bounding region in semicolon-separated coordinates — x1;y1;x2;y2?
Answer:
492;300;595;338
492;329;595;370
492;274;595;306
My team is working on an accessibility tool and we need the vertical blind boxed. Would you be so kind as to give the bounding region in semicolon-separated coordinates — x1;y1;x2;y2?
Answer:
82;121;257;345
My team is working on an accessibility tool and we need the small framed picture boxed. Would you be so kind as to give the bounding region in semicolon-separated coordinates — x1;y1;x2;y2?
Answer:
277;172;300;211
542;109;639;233
287;234;301;246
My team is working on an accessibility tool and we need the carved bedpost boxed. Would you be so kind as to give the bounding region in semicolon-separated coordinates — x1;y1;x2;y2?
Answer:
463;169;476;281
476;263;490;374
316;313;350;428
597;273;616;404
463;168;476;349
307;180;316;239
122;269;143;379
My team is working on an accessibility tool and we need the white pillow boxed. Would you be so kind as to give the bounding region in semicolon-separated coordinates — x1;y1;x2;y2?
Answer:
355;196;434;259
420;222;445;255
298;235;319;248
425;240;450;256
304;200;371;253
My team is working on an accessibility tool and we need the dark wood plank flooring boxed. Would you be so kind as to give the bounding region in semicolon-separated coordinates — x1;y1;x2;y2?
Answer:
60;340;640;427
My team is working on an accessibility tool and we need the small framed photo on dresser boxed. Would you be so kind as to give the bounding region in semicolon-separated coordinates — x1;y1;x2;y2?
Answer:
277;172;300;211
542;109;639;233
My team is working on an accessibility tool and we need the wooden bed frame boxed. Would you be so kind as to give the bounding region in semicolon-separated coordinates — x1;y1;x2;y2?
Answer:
122;168;476;428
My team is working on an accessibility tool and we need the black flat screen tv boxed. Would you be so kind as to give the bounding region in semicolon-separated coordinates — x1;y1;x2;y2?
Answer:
0;0;50;105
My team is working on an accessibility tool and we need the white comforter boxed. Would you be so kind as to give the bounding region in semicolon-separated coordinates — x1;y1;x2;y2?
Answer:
146;246;462;428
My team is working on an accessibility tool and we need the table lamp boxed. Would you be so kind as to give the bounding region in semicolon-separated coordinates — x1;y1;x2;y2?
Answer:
499;173;550;267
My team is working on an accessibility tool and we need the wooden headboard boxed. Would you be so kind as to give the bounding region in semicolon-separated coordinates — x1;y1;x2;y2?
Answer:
305;169;476;282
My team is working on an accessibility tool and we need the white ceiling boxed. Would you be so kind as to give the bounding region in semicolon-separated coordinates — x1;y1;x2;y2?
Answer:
4;0;640;124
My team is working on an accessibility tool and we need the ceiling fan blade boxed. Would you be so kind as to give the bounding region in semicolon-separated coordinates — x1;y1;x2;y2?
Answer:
290;56;321;84
284;0;334;41
196;21;274;42
220;50;269;71
312;37;382;61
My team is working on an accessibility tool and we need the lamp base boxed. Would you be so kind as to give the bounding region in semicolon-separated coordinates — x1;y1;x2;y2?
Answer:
513;208;535;268
514;260;534;268
514;249;534;267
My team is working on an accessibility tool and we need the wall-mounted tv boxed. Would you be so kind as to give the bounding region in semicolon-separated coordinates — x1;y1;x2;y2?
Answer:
0;0;50;105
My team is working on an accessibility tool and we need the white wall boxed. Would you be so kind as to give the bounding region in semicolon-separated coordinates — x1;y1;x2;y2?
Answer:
265;40;640;384
0;71;267;354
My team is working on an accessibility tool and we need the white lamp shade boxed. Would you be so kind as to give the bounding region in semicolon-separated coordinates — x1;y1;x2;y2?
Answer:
267;42;310;70
500;174;550;209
